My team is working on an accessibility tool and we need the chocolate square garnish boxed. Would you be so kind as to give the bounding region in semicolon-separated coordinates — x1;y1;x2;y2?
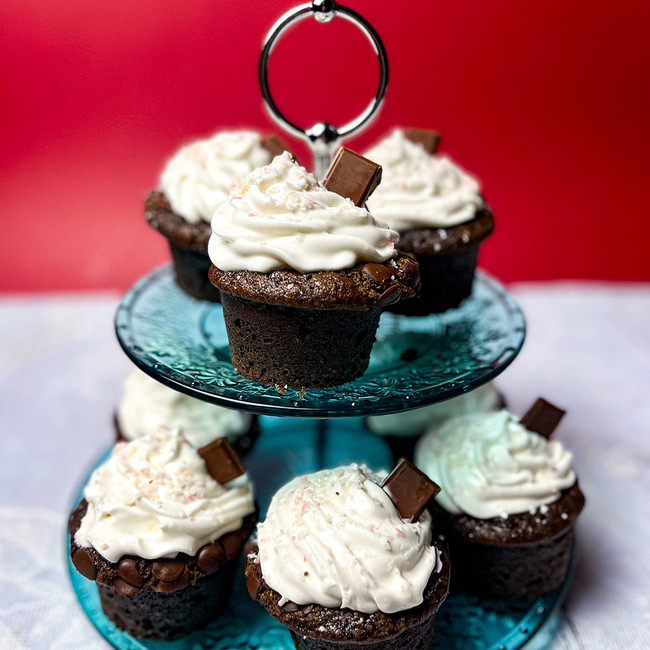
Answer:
405;127;441;154
520;397;566;439
322;147;382;206
198;437;246;484
262;134;292;159
380;458;441;521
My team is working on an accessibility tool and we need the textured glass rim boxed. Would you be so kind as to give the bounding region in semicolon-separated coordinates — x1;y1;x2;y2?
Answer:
114;265;526;418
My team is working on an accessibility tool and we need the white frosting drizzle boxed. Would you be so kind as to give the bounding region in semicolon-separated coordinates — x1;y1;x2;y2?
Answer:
364;129;483;231
160;130;273;224
75;428;255;562
117;369;252;448
208;152;398;273
256;464;440;615
367;383;501;437
414;410;576;519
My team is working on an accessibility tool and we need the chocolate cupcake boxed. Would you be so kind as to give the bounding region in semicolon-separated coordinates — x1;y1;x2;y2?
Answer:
364;128;494;314
115;368;259;456
69;429;257;639
414;401;585;600
366;382;504;462
145;129;288;301
208;150;420;389
245;462;449;649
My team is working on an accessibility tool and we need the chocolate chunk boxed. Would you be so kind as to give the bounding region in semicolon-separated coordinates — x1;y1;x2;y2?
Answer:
198;437;246;484
117;558;143;587
114;577;141;597
197;541;225;574
262;135;291;159
405;127;441;154
377;285;402;307
380;459;441;521
152;559;185;582
282;600;300;612
363;262;392;283
219;531;243;561
246;566;261;600
322;147;382;206
520;398;566;439
72;547;97;581
156;571;190;593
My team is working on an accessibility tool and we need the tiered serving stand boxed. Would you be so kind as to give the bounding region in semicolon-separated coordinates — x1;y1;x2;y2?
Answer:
68;3;572;648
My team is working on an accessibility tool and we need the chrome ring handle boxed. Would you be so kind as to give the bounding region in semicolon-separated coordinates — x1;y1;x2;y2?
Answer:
259;0;389;177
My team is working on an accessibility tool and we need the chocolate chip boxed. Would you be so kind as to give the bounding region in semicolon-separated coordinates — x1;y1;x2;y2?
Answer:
72;547;97;581
282;601;300;612
246;568;261;600
113;577;141;597
405;127;441;154
152;559;185;582
117;557;143;587
220;532;243;561
380;459;441;521
363;263;392;283
377;285;402;307
520;398;566;439
322;147;382;206
156;571;190;592
198;437;246;485
197;541;225;574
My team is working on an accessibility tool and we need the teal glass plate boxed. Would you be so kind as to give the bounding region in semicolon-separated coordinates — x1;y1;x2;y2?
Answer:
115;266;525;418
68;417;569;650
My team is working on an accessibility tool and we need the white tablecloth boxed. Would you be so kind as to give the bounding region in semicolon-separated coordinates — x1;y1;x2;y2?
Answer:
1;283;649;649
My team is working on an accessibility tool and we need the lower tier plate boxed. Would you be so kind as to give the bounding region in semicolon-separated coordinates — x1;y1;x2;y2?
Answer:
68;416;569;650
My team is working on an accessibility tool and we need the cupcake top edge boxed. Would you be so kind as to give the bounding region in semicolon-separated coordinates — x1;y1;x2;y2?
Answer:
116;368;252;448
160;129;274;225
256;463;442;615
414;409;578;520
74;428;255;562
208;151;399;274
366;382;503;437
364;128;483;232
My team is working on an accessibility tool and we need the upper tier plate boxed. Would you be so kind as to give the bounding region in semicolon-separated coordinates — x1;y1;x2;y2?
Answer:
115;265;525;417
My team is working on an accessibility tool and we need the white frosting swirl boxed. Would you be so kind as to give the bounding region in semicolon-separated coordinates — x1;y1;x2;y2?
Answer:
414;410;576;519
208;152;398;273
367;383;501;437
364;129;483;231
75;428;255;562
160;130;273;224
117;369;252;448
256;464;440;615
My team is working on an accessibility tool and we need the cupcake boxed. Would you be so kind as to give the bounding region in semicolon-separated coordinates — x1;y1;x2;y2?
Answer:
414;401;585;600
245;462;450;649
364;128;494;314
366;382;504;462
207;149;421;389
69;428;257;639
115;368;259;455
145;129;288;301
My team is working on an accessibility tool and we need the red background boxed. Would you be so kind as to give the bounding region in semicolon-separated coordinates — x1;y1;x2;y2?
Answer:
2;0;649;292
